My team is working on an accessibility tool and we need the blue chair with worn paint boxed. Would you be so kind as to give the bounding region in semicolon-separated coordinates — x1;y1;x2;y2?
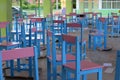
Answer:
92;13;102;29
84;12;93;25
64;22;86;59
33;17;46;47
51;20;65;48
115;50;120;80
46;30;75;80
0;22;20;50
0;47;39;80
11;18;22;42
110;16;120;37
62;34;103;80
88;17;107;50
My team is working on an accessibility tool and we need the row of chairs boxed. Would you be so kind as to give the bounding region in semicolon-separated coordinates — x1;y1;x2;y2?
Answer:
46;17;103;80
0;16;44;79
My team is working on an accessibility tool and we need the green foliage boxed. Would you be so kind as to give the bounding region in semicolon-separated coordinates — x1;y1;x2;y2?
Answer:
22;4;29;9
29;4;37;10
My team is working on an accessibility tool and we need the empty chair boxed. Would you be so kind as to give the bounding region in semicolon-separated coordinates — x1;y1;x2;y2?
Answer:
46;30;75;80
88;17;107;50
0;47;39;80
64;22;86;59
0;22;20;50
62;34;103;80
110;16;120;37
51;20;65;48
11;18;23;42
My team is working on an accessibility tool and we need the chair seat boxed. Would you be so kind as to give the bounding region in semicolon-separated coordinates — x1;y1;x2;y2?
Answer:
0;42;19;46
89;32;104;36
48;54;75;62
64;60;103;70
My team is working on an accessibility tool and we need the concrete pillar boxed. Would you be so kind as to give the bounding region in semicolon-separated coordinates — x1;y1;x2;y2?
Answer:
0;0;12;36
88;0;92;12
43;0;51;17
66;0;73;14
79;0;84;13
94;0;99;12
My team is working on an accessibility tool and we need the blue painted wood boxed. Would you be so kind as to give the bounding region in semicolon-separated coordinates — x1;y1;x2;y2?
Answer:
115;50;120;80
0;47;39;80
62;34;103;80
47;30;75;80
64;22;86;60
88;17;107;50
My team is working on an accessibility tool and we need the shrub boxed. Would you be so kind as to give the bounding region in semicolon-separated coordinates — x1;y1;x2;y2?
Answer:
22;4;29;9
29;4;37;10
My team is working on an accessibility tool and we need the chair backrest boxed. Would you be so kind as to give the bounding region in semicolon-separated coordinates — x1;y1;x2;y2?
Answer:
62;34;81;71
96;17;107;32
65;23;82;39
14;18;23;42
19;20;26;47
0;47;39;80
115;50;120;80
51;20;65;35
46;30;56;59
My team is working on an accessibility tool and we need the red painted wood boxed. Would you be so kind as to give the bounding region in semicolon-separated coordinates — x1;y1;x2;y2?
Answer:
47;30;52;37
0;22;9;28
99;17;106;22
48;54;75;62
2;47;34;61
62;34;76;44
67;23;82;28
53;20;64;23
64;60;103;70
31;27;37;32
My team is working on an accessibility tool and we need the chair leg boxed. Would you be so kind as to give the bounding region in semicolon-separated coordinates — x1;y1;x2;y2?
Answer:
52;63;57;80
10;60;14;77
93;37;96;50
17;59;20;72
62;66;66;80
47;60;51;80
76;73;80;80
28;57;32;77
88;35;91;49
82;75;87;80
97;68;102;80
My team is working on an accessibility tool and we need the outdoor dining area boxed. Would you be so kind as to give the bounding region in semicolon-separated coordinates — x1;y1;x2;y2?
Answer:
0;0;120;80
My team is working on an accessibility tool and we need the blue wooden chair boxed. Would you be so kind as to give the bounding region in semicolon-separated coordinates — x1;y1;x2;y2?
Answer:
84;12;93;25
115;50;120;80
77;14;88;28
46;30;75;80
0;47;39;80
0;22;20;50
62;34;103;80
88;17;106;50
92;13;102;29
64;22;86;59
11;18;23;42
32;17;46;46
51;20;65;48
110;16;120;37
